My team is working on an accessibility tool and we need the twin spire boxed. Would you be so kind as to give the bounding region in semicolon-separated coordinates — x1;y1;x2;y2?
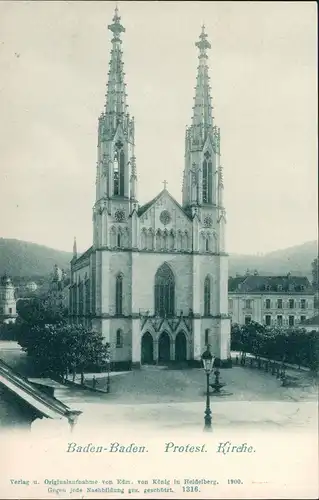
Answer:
104;7;215;144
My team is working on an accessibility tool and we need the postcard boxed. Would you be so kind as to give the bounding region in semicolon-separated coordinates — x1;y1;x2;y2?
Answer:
0;1;318;499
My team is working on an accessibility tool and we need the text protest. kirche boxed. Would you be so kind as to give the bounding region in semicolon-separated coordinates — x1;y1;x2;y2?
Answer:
66;441;256;455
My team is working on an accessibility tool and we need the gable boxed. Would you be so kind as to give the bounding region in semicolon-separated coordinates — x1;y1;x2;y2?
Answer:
138;190;192;233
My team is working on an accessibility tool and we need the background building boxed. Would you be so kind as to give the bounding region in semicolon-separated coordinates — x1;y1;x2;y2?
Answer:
228;273;315;327
69;8;231;369
0;275;17;324
47;264;70;313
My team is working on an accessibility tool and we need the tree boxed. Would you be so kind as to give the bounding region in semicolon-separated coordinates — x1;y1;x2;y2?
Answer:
19;322;109;380
16;297;66;326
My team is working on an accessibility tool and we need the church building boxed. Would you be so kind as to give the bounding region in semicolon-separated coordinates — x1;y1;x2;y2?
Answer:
70;7;231;369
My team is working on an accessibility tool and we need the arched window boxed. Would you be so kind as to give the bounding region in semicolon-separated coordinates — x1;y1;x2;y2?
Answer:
154;263;175;317
119;150;125;196
203;151;213;203
110;226;116;247
115;274;123;315
169;230;174;250
205;328;209;345
113;147;125;196
85;279;90;314
184;231;189;251
117;232;121;247
204;275;211;315
72;285;77;315
147;229;154;250
177;231;182;251
141;228;147;249
162;230;168;250
113;151;119;195
116;329;123;348
78;281;84;316
155;230;161;251
205;237;209;252
91;269;96;314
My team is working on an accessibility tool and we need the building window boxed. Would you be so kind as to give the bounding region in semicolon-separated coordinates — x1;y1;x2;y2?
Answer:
301;299;306;309
245;299;252;309
117;233;121;247
204;276;211;315
85;279;90;314
202;152;212;204
245;316;251;325
265;299;271;309
154;263;175;317
277;315;283;327
113;147;125;196
91;269;96;314
277;299;283;309
78;281;84;316
9;307;12;314
116;329;123;348
288;315;294;327
72;285;77;315
265;315;271;326
289;299;294;309
205;329;209;345
205;238;209;252
115;274;123;315
300;315;306;323
228;299;233;310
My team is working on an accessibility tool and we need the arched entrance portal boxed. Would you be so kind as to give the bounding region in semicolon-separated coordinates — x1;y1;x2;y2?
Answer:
141;332;154;364
175;331;187;362
158;332;170;363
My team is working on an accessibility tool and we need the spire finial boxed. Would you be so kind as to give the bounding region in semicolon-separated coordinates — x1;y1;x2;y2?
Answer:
108;4;125;38
195;24;211;55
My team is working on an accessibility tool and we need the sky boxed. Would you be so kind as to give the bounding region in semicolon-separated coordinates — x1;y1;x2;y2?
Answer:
0;1;317;255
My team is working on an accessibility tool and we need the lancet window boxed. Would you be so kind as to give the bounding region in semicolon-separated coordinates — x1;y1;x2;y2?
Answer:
202;151;213;203
154;264;175;317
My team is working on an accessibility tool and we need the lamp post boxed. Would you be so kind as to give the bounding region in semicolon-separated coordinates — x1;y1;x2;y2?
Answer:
201;346;213;431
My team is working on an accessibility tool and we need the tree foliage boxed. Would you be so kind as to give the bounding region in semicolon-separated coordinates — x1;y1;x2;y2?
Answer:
14;299;108;380
16;298;66;326
231;322;319;372
17;322;109;380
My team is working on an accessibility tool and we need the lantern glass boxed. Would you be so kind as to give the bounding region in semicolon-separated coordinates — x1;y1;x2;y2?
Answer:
202;349;213;374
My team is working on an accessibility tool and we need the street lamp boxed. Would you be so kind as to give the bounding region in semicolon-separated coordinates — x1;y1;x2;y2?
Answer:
201;346;214;431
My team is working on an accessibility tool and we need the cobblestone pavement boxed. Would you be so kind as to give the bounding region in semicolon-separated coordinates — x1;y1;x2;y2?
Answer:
1;342;318;432
83;364;318;403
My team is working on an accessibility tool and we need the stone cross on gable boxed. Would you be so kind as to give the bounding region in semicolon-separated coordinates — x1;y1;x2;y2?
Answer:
163;180;168;190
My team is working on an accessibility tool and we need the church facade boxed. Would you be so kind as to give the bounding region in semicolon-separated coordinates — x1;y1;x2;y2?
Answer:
70;7;231;369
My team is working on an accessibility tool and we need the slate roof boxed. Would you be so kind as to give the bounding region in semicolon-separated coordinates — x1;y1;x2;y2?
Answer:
74;246;93;265
228;275;313;293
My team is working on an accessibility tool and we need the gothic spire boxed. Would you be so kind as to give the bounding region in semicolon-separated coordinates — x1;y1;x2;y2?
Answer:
191;26;214;136
105;6;128;118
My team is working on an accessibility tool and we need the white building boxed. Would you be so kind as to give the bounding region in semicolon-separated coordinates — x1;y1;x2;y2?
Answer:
228;274;315;328
0;275;17;324
26;281;38;292
70;8;231;369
